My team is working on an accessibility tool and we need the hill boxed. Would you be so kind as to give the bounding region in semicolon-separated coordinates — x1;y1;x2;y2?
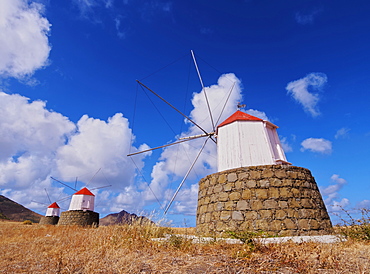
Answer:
100;209;154;226
0;195;42;223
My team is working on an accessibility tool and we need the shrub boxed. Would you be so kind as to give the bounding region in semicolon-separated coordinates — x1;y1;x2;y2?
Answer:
22;220;32;225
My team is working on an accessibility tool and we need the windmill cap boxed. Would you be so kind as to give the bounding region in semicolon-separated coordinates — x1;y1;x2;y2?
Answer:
218;110;263;128
74;187;95;196
48;202;60;208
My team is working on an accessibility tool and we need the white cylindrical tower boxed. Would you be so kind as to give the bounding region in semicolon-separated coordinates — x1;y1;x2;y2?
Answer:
68;187;95;211
217;110;290;172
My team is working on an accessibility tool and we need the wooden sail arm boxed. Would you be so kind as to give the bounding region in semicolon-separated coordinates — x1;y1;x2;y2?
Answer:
136;80;215;142
127;133;211;157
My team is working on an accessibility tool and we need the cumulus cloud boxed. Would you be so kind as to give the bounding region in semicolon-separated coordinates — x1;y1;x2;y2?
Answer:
0;0;51;80
0;90;149;215
335;127;350;139
301;137;332;154
321;174;349;212
280;137;293;153
286;73;327;117
295;9;322;25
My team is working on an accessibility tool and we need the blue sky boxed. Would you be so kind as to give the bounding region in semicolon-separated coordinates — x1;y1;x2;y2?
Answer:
0;0;369;226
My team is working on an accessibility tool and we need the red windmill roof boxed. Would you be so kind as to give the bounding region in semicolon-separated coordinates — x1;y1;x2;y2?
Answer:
218;110;263;128
74;187;95;196
48;202;60;208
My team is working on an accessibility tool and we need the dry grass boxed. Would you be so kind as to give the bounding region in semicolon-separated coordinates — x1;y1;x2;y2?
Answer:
0;221;369;273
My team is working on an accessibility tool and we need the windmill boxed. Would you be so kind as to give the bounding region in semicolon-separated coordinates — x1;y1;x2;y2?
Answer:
50;170;111;227
128;51;248;214
37;189;62;225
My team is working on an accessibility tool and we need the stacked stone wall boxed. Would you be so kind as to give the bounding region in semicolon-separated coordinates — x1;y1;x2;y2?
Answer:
58;210;99;227
196;165;332;236
39;216;59;225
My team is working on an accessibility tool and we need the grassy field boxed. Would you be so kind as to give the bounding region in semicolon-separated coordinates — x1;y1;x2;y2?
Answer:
0;220;369;273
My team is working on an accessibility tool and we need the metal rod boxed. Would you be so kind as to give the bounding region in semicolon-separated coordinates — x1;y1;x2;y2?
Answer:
127;135;209;157
51;176;77;191
164;137;210;214
45;188;51;204
136;80;211;137
191;50;215;131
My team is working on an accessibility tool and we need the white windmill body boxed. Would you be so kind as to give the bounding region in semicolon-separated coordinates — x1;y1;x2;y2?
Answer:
45;202;60;217
68;187;95;211
217;110;290;172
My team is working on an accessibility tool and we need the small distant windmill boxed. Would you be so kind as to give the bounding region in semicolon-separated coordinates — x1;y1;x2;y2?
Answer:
38;189;62;225
50;170;111;227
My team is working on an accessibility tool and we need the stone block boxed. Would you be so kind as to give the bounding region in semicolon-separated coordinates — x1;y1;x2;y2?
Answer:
238;172;249;180
269;178;282;187
255;219;269;231
250;200;263;210
270;220;282;231
236;200;250;210
275;209;287;219
245;180;257;188
216;202;224;211
219;192;229;202
218;174;227;184
213;184;223;193
269;187;279;198
298;219;310;230
227;173;238;182
224;183;233;192
232;211;244;221
229;192;241;201
220;211;231;221
255;188;269;199
291;188;300;197
244;211;258;220
225;201;235;210
283;219;297;230
241;189;252;199
260;179;270;188
262;169;274;178
263;199;278;209
259;210;272;219
279;187;292;198
275;169;286;178
250;170;261;180
278;201;288;208
235;180;244;189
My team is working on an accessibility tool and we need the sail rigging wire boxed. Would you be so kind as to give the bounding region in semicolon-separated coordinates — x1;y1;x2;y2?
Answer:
191;50;215;131
51;176;77;192
164;136;210;214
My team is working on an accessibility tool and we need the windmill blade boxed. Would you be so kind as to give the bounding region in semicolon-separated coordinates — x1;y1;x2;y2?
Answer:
90;184;112;191
191;50;215;131
51;176;77;191
215;81;236;127
136;80;215;143
87;168;102;187
127;133;213;157
31;200;49;207
44;188;52;204
164;136;210;214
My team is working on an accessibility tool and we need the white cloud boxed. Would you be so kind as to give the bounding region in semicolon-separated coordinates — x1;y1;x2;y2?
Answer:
321;174;349;212
301;137;332;154
245;109;269;121
295;9;322;25
0;90;150;216
0;0;51;80
357;200;370;209
280;136;293;153
335;127;350;139
286;72;327;117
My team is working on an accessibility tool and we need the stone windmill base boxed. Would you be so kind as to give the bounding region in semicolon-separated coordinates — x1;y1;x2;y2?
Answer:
39;216;60;225
58;210;99;227
196;165;333;236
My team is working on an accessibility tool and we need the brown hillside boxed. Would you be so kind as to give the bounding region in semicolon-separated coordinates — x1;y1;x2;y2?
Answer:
100;210;153;226
0;195;42;223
